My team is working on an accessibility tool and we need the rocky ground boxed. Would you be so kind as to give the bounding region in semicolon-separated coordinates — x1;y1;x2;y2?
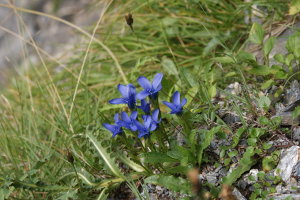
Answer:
0;0;101;85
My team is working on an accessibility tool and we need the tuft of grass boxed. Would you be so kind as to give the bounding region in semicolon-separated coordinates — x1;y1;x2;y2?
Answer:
0;0;293;199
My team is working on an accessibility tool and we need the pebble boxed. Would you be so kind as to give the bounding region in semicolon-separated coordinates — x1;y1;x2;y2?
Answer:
233;187;247;200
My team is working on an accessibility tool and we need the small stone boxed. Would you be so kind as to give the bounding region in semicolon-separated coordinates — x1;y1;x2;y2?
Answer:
223;113;241;125
293;127;300;142
206;172;218;185
243;169;259;185
233;188;247;200
275;146;299;183
285;80;300;106
226;82;242;95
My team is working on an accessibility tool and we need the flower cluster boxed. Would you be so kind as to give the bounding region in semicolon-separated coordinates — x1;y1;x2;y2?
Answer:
103;73;187;139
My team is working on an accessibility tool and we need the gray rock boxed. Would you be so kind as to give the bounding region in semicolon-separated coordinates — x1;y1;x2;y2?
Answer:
293;127;300;142
0;0;102;85
233;188;247;200
293;161;300;180
285;80;300;106
275;146;299;183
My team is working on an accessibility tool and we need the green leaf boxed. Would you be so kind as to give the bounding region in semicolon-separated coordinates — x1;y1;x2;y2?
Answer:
161;56;178;76
289;0;300;15
263;37;276;56
212;56;235;64
249;23;265;45
118;153;145;172
140;152;178;164
285;54;295;66
274;54;285;63
185;87;198;108
286;33;300;55
144;175;191;194
249;65;270;76
230;127;246;148
257;95;271;109
223;147;259;185
228;150;238;158
57;190;78;200
198;126;221;165
181;68;198;87
247;138;257;146
86;132;124;179
237;51;256;63
292;106;300;119
261;79;274;90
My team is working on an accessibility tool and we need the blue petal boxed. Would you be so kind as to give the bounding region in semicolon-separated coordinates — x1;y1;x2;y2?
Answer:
137;76;152;90
181;98;187;107
131;111;138;119
152;109;160;122
149;123;157;132
135;121;145;131
128;84;136;97
136;90;150;100
114;113;120;123
117;84;128;98
109;98;127;104
163;101;177;111
103;123;115;133
172;91;181;105
121;112;131;123
118;121;130;129
138;130;150;138
130;124;138;131
153;84;162;93
141;99;147;106
152;73;163;89
144;116;152;128
112;129;122;138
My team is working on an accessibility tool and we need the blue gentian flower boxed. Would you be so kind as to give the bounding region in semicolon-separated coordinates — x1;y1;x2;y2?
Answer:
119;111;138;131
136;73;163;100
103;113;123;137
109;84;136;110
151;109;161;124
163;91;187;115
137;99;150;114
135;115;158;138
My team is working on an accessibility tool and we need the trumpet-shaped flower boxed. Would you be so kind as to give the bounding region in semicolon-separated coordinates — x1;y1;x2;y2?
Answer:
163;91;187;115
137;99;150;114
119;111;138;131
135;115;158;138
136;73;163;100
150;109;161;124
109;84;136;110
103;113;123;137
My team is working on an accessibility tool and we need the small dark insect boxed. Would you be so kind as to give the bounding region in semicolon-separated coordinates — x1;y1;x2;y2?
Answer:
125;13;134;32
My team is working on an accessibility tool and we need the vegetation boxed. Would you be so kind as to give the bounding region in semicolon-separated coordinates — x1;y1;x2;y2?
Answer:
0;0;299;199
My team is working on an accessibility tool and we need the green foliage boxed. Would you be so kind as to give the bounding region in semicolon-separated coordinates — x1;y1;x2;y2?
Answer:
144;175;191;194
223;147;261;185
140;152;178;164
198;126;221;165
0;0;293;199
86;132;124;179
263;37;276;56
249;23;265;45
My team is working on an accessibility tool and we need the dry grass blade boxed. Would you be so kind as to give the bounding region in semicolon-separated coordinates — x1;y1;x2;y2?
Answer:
0;3;128;83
